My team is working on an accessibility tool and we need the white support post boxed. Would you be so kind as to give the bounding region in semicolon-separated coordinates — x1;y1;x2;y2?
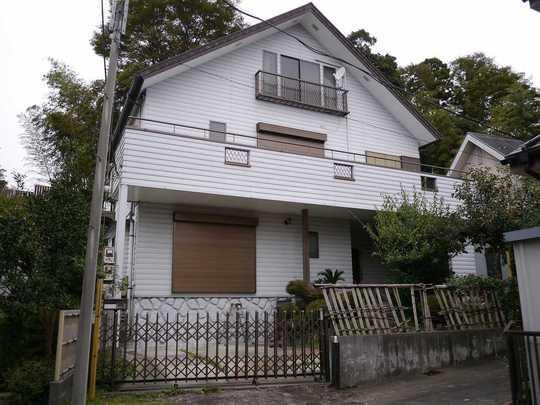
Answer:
114;183;129;283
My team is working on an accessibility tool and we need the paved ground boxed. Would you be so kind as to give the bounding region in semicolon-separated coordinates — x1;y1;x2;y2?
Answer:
109;359;511;404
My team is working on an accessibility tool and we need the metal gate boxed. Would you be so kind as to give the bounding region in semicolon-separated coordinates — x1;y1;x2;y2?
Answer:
506;325;540;405
97;309;329;384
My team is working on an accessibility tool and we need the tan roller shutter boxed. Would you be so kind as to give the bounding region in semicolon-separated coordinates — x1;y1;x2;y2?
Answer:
172;215;257;294
256;122;326;158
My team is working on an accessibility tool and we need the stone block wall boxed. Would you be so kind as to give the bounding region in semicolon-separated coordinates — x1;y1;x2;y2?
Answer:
133;296;281;319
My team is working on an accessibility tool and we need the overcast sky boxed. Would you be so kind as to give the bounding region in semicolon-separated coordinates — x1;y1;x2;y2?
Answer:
1;0;538;187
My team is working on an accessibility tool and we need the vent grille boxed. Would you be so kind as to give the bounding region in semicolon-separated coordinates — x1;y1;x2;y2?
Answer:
225;147;250;167
334;163;354;180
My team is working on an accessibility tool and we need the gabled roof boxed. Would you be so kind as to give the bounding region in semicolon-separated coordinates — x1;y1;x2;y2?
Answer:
501;133;540;179
450;132;525;172
504;133;540;159
112;2;441;150
468;132;525;157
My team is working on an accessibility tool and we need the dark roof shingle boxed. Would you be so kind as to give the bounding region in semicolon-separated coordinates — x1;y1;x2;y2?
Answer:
468;132;525;156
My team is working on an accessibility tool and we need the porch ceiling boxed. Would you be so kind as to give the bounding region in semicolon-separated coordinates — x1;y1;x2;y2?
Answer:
127;185;376;219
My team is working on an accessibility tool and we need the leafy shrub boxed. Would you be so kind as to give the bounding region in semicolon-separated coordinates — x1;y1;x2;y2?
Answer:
6;360;52;404
315;269;344;284
97;347;137;389
285;280;322;305
305;298;326;314
446;275;521;321
368;189;464;284
277;302;300;314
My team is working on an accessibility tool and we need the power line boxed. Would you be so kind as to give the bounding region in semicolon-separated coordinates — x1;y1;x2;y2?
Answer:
221;0;518;139
183;62;501;164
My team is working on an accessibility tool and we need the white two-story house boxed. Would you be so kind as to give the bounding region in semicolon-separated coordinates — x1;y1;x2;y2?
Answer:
109;3;476;317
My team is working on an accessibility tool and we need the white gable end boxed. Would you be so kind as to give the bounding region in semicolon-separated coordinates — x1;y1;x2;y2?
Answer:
142;24;421;159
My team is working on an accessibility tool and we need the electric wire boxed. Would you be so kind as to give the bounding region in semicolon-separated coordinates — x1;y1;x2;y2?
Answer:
221;0;518;139
182;62;502;165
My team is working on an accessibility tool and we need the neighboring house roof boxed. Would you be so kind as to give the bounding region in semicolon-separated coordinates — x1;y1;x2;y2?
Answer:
501;133;540;179
112;2;441;152
449;132;525;172
523;0;540;12
468;132;525;157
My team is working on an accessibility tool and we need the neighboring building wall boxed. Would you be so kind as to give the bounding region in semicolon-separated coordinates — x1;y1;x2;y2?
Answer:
141;24;421;159
132;203;353;299
451;245;477;276
512;237;540;330
460;143;501;173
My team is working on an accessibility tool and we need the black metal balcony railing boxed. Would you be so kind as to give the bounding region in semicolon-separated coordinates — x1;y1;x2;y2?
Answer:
255;71;349;116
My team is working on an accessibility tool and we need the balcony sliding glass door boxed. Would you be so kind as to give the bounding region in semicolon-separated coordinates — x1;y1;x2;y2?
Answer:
262;51;278;96
323;66;337;109
280;55;301;102
280;56;322;106
300;60;321;106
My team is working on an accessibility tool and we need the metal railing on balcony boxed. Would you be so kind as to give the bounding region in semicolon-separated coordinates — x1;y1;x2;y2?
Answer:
255;71;349;116
126;117;465;178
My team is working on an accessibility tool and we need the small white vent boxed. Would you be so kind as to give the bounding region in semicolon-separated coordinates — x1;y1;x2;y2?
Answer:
225;147;250;167
334;163;354;180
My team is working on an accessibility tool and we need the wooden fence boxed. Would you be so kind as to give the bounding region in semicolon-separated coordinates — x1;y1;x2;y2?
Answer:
319;284;505;336
54;310;80;382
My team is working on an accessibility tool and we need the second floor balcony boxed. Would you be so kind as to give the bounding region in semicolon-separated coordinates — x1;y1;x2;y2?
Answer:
255;71;349;116
118;117;464;212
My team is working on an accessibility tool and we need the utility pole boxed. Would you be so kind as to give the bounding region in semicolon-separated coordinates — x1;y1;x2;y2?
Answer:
72;1;128;403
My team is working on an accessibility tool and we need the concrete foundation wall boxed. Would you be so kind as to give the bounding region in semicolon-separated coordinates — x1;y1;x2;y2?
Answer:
337;329;504;388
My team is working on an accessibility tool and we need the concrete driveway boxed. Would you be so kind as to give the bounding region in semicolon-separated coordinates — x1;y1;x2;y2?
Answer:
165;360;511;404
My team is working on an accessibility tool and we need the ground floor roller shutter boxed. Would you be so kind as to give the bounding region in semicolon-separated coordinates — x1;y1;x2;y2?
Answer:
172;213;257;294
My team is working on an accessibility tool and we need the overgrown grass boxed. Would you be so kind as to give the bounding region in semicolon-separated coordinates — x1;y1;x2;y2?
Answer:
88;387;185;405
88;384;220;404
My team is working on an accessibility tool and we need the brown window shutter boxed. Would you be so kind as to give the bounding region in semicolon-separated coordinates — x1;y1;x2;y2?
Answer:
401;156;421;172
366;151;402;169
172;215;257;294
256;122;326;158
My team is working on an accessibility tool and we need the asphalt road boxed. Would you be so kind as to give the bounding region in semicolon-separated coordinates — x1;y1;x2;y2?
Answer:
166;360;511;405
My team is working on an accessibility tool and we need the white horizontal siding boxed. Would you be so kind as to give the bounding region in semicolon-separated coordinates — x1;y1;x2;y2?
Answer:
142;24;420;159
123;128;461;211
133;204;173;297
133;204;352;297
309;217;352;283
111;135;125;196
451;245;478;276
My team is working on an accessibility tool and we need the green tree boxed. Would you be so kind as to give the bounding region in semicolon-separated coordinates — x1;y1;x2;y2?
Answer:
20;60;103;184
403;53;540;167
347;29;402;87
453;168;540;276
91;0;245;101
367;190;465;284
0;180;89;379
